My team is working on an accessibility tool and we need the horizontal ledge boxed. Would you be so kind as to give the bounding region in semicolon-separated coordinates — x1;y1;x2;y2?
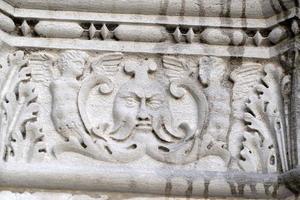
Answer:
0;162;279;199
1;0;297;21
0;0;297;29
0;29;295;58
11;8;296;29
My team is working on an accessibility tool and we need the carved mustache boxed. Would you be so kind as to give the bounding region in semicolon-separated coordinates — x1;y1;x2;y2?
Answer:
109;120;136;141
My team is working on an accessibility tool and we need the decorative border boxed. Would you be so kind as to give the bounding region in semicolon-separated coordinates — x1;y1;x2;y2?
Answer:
0;0;299;28
0;1;299;58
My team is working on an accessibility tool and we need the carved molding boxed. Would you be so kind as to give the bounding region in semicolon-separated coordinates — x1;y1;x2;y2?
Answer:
0;0;299;28
0;0;299;58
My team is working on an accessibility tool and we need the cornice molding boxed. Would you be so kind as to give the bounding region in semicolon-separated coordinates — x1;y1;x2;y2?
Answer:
0;29;295;58
2;0;298;19
0;0;300;58
0;0;299;28
0;0;300;59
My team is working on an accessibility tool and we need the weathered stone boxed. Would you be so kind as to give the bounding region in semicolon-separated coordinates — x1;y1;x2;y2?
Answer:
0;0;300;200
114;24;169;42
0;13;15;33
200;28;246;46
34;21;84;38
268;26;288;44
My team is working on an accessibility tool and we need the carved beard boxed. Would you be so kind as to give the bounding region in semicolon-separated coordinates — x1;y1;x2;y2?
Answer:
109;117;136;141
146;120;200;164
110;118;156;142
109;105;189;144
152;108;187;143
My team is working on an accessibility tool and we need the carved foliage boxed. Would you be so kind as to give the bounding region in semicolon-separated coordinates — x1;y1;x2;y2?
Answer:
0;51;45;163
239;63;290;173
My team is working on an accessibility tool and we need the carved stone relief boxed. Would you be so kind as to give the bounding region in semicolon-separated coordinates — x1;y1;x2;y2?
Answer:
1;0;300;198
0;50;290;172
0;51;45;163
0;49;293;198
27;51;230;166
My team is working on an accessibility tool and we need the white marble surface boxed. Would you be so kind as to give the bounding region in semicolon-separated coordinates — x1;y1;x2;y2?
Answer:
0;0;299;199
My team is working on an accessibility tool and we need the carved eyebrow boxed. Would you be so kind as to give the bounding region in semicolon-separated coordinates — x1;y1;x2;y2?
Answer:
146;93;163;99
120;92;139;98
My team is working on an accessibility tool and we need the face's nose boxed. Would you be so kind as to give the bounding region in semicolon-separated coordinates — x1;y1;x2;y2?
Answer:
137;111;150;121
137;99;150;121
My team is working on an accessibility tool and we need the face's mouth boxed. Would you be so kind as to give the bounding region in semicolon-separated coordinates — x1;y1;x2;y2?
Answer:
135;121;152;131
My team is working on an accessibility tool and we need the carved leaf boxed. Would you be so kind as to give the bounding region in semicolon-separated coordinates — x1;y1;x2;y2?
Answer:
239;63;289;173
240;132;261;172
91;53;123;76
239;132;276;173
244;96;273;142
10;121;45;163
0;51;44;163
2;82;40;162
0;51;29;102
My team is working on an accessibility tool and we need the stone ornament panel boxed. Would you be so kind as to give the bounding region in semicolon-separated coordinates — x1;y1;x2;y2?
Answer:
0;48;292;199
1;0;300;199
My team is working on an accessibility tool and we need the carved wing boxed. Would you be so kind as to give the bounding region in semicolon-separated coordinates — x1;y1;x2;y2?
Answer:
29;53;58;87
91;53;123;76
162;56;192;81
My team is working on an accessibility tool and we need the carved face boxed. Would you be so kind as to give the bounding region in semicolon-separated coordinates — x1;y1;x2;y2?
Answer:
58;50;88;78
113;80;167;133
63;58;85;78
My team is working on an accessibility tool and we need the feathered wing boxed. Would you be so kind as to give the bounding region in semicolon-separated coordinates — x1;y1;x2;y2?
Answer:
29;52;58;87
91;53;124;76
162;56;191;81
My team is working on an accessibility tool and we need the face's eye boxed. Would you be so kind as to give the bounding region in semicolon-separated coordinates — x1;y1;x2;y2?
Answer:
124;96;139;107
146;98;163;110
